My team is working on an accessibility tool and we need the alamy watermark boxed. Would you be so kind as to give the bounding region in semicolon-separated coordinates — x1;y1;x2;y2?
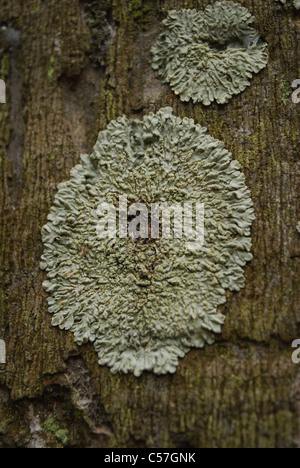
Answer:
0;339;6;364
96;196;205;251
0;79;6;104
292;340;300;365
292;79;300;104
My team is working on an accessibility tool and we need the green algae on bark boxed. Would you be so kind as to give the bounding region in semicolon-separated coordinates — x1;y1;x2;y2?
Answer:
151;1;269;105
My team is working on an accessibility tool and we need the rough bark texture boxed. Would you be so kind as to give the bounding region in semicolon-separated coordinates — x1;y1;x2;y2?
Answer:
0;0;299;448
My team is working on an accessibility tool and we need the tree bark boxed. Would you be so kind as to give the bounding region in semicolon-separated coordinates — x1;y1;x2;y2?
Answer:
0;0;299;448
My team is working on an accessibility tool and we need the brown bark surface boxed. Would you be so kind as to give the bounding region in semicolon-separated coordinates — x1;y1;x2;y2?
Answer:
0;0;299;448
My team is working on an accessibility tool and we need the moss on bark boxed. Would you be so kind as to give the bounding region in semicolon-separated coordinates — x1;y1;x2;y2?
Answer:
0;0;299;448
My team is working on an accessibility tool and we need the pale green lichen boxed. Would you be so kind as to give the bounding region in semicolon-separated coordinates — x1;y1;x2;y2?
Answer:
297;222;300;234
41;108;255;377
275;0;300;10
151;1;269;105
43;418;69;445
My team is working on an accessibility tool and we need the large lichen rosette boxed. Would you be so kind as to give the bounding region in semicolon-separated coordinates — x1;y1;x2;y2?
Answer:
41;108;255;377
151;1;268;105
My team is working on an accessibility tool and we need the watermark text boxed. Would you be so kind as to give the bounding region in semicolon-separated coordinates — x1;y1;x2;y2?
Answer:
292;79;300;104
0;339;6;364
0;80;6;104
96;196;205;251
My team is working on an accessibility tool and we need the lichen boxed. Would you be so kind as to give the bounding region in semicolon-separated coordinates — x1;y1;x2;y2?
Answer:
151;1;269;106
41;108;255;377
275;0;300;10
43;417;59;434
43;418;69;445
56;429;69;445
297;222;300;234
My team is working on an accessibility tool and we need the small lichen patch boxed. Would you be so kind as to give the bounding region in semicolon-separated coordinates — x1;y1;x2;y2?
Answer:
275;0;300;10
43;417;59;434
41;108;255;377
297;222;300;234
56;429;69;445
151;1;269;105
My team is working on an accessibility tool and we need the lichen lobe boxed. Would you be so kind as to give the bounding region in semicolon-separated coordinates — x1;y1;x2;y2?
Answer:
275;0;300;10
41;108;255;377
151;1;269;105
